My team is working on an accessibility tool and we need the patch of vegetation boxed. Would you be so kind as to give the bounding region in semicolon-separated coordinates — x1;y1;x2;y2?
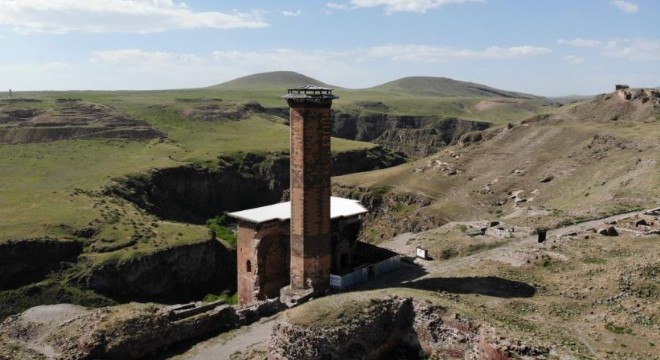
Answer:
597;203;644;218
583;256;607;265
548;303;584;320
556;215;590;228
466;241;504;255
203;291;238;304
207;214;237;248
605;322;633;335
493;313;537;332
440;248;459;259
0;279;116;322
371;185;392;200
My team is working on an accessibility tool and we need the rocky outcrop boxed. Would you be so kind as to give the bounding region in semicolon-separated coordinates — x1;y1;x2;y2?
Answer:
376;128;447;157
0;239;83;290
268;296;549;360
331;112;490;157
269;297;415;360
107;148;406;224
330;146;406;174
180;102;288;121
0;101;164;144
76;238;235;303
333;184;440;242
0;299;284;360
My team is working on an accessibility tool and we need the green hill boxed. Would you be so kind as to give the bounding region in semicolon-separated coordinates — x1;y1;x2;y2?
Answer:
369;76;542;99
210;71;336;90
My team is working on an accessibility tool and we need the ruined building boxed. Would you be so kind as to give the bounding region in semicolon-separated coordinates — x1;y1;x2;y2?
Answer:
229;86;369;305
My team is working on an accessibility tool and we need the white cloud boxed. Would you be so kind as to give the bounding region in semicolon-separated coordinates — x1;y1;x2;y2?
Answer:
559;37;660;61
602;38;660;60
563;55;584;65
281;10;302;17
0;0;268;34
325;2;350;10
610;0;639;14
558;38;603;47
85;48;367;88
327;0;485;13
364;44;552;61
210;48;359;80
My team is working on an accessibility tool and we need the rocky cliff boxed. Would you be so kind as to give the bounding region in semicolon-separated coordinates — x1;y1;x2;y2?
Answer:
76;238;235;303
107;147;406;224
331;112;491;157
268;295;549;360
332;184;441;242
0;239;82;290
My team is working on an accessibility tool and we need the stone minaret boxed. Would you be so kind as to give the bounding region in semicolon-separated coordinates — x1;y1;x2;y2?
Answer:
283;85;337;297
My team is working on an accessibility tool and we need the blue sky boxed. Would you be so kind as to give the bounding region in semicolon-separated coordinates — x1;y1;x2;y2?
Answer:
0;0;658;96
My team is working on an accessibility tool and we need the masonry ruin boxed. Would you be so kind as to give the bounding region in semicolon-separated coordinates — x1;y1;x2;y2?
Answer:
229;86;399;306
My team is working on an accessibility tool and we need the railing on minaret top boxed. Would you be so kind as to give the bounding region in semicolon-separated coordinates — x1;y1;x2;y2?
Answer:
283;85;338;103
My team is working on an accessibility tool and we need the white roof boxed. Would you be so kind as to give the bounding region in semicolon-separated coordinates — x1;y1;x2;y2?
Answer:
228;197;368;224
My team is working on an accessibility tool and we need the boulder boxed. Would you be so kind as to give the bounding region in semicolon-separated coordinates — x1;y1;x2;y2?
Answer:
598;226;618;236
635;219;648;227
539;175;554;183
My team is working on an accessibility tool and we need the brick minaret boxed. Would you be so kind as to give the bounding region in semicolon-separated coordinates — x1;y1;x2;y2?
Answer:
284;85;338;295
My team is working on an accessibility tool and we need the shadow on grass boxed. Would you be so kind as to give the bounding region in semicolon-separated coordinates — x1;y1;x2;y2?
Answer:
401;276;536;298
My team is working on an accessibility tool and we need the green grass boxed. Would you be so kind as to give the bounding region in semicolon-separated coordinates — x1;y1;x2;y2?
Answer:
605;322;633;335
0;89;378;299
0;92;370;244
0;279;116;321
0;139;180;242
583;256;607;265
203;291;238;304
206;215;237;248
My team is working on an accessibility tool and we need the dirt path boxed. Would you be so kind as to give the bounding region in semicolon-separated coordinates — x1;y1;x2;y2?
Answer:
172;316;276;360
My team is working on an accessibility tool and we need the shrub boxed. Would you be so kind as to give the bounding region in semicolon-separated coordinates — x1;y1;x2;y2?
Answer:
207;214;237;247
203;291;238;304
605;322;632;334
583;256;607;265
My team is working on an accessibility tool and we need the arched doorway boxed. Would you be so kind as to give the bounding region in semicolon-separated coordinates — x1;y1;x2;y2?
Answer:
257;233;290;299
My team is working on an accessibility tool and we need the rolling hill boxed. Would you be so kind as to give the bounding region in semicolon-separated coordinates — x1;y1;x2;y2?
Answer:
209;71;336;90
368;76;544;99
210;71;548;101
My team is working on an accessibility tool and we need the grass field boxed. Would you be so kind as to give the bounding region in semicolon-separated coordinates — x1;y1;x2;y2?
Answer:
0;89;372;245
